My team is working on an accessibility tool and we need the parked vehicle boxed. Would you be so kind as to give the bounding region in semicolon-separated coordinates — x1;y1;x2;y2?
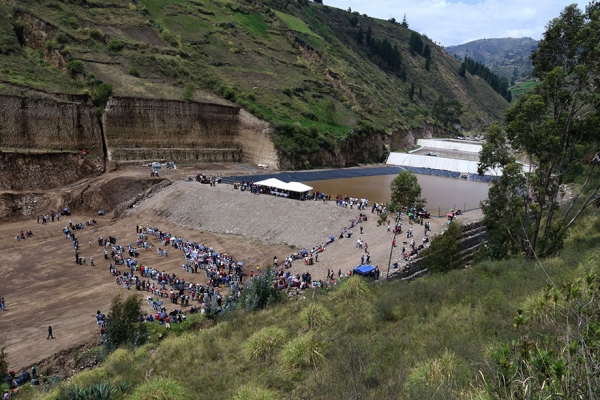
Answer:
425;151;437;156
410;207;431;218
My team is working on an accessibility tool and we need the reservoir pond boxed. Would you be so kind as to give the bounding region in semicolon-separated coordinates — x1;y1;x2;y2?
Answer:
304;174;490;215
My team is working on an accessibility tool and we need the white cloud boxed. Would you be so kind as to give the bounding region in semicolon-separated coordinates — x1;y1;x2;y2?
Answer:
323;0;588;46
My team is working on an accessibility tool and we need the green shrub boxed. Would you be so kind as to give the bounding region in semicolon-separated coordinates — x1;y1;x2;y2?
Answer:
239;269;279;311
182;83;195;101
221;86;236;101
90;28;105;41
279;332;326;368
128;67;140;77
92;82;113;108
333;276;372;300
67;59;84;77
107;39;124;52
299;302;331;330
242;327;287;361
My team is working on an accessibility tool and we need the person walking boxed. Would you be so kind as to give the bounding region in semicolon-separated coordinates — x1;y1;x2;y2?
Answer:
47;326;54;339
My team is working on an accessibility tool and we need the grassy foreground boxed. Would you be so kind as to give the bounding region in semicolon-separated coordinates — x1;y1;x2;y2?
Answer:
17;212;600;399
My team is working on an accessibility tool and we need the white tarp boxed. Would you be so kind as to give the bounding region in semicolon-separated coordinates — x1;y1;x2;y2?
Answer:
386;153;502;176
254;178;313;193
416;139;482;153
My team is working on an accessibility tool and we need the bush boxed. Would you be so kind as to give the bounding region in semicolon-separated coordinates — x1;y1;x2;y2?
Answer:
279;332;326;368
107;39;124;53
89;28;105;41
221;86;236;101
92;82;113;108
299;302;331;330
182;83;195;101
239;268;279;311
242;327;287;361
333;276;372;300
67;59;84;78
128;67;140;77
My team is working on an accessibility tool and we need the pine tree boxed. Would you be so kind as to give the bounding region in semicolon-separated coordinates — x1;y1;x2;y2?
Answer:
408;83;415;101
402;13;408;28
365;26;372;45
356;26;364;45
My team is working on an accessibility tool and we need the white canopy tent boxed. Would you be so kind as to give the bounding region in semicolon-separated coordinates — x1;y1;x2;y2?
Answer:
254;178;313;195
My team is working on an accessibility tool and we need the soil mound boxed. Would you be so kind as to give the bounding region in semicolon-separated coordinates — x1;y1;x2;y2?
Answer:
132;181;359;248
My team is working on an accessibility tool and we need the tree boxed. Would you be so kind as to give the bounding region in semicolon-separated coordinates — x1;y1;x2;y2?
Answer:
313;0;323;3
478;3;600;259
422;44;431;58
458;62;466;77
102;294;148;353
402;13;408;28
92;82;113;108
408;82;415;101
183;83;195;101
389;170;423;211
409;32;423;55
365;26;372;45
0;340;7;379
67;59;84;78
421;222;462;273
323;99;337;124
356;26;364;45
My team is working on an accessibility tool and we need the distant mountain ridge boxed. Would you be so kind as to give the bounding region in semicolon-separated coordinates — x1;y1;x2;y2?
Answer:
446;37;538;83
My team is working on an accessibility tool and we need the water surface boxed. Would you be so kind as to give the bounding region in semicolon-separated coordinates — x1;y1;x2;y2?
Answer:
304;174;490;216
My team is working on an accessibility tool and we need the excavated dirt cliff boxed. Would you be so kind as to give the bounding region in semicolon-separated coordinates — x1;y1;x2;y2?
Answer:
102;97;277;165
0;152;97;190
0;95;104;155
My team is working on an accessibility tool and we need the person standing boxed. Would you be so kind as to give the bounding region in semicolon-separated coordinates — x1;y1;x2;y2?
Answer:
47;326;54;339
1;297;5;311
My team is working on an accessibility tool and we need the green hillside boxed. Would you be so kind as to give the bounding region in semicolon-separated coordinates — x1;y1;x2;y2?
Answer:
0;0;508;148
446;37;537;83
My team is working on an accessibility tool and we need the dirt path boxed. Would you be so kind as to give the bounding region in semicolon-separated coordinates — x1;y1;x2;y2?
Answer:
0;167;482;371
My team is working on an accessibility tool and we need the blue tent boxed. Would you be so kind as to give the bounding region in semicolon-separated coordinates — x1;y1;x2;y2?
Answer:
353;265;375;276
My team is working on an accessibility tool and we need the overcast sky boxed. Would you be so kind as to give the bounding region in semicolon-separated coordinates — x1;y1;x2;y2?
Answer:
323;0;589;46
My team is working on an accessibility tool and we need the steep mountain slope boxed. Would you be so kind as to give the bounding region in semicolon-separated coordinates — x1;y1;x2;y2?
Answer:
0;0;508;166
446;37;538;82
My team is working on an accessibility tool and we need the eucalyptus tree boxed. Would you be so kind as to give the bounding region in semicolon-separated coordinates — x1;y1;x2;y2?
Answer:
478;3;600;259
